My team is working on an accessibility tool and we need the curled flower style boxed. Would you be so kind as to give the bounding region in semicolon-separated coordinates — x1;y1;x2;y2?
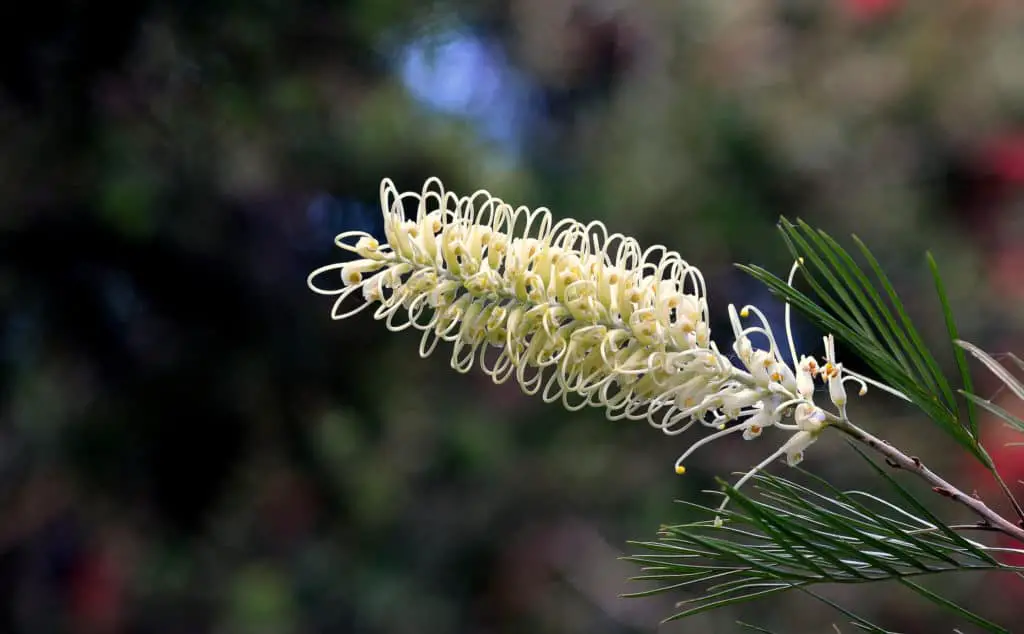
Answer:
308;178;900;510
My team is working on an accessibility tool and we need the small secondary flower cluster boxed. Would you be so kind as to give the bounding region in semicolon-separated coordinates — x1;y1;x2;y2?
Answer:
308;178;882;505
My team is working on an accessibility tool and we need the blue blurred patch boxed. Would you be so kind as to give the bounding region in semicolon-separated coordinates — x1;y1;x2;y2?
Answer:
3;307;39;365
101;270;142;327
306;194;385;245
396;27;532;159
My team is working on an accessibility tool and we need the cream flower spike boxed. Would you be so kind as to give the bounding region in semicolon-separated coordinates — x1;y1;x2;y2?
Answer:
308;178;897;517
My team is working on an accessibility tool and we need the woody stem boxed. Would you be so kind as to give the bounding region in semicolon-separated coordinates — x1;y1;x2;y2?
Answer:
831;418;1024;544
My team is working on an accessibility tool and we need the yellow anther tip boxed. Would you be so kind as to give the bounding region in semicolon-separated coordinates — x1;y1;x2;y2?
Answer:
675;465;686;475
740;308;750;318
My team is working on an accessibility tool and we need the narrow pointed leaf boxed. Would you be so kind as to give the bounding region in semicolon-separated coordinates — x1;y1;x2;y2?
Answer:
851;234;955;408
957;340;1024;401
815;229;913;376
782;219;875;337
801;587;898;634
737;621;783;634
898;579;1009;633
929;254;978;436
960;391;1024;434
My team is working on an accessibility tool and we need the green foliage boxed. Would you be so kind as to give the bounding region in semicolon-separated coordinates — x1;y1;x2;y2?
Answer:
627;468;1018;632
632;220;1024;632
739;219;984;461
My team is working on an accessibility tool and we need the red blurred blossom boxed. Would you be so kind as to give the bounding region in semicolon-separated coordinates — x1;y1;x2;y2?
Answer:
68;547;126;634
991;245;1024;299
259;468;319;544
981;134;1024;184
843;0;900;21
969;390;1024;573
966;133;1024;299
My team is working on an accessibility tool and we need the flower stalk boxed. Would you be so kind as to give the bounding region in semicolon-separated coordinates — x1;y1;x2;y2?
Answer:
308;177;1022;540
831;417;1024;543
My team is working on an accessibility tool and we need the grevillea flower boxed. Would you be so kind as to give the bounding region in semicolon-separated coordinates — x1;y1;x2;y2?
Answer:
308;178;890;513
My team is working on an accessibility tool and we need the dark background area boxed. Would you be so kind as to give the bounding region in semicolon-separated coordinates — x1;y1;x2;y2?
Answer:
2;0;1024;632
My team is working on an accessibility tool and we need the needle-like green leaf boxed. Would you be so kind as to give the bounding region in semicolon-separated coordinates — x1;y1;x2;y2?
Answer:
627;468;1018;631
741;219;986;460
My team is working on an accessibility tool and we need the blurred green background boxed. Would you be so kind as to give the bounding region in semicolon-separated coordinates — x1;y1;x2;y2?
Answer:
2;0;1024;632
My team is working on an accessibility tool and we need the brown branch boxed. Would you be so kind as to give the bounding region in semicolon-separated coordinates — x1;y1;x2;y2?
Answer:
833;419;1024;545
